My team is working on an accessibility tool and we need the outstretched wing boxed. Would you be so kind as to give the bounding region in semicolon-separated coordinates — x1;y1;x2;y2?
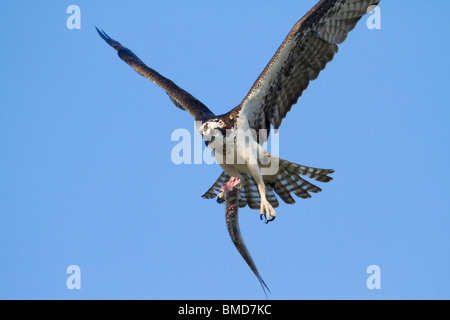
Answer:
232;0;380;137
96;28;216;122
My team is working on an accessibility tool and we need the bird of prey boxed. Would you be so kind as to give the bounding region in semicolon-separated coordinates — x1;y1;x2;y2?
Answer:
97;0;380;223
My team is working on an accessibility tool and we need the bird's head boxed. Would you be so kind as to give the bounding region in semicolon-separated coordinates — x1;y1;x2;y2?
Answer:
199;119;226;147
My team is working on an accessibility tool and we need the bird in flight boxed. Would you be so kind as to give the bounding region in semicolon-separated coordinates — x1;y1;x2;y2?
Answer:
97;0;380;223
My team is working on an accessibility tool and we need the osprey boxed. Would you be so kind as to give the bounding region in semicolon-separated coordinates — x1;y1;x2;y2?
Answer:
97;0;380;223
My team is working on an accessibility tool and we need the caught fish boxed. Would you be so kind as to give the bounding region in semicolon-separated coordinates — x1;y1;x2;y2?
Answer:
220;177;270;298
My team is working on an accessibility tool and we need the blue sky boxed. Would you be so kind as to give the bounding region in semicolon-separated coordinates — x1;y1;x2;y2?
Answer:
1;1;449;300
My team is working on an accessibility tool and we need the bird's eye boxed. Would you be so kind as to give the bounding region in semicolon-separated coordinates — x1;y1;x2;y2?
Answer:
212;130;217;135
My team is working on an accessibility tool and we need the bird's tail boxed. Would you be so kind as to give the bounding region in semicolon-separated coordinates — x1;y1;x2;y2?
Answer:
202;158;334;208
265;157;334;204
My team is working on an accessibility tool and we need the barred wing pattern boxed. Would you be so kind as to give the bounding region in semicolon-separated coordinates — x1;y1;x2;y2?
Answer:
235;0;381;137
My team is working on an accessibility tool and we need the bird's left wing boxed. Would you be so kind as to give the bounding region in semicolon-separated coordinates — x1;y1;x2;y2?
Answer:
231;0;380;138
96;28;216;122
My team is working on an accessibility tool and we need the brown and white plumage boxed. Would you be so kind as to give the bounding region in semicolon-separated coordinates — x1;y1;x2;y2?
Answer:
232;0;380;140
97;0;380;221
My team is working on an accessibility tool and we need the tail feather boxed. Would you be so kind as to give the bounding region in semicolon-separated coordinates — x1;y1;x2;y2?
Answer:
201;158;334;209
202;171;229;199
242;175;260;210
279;170;321;198
240;175;279;209
251;175;279;208
278;159;334;183
273;172;296;204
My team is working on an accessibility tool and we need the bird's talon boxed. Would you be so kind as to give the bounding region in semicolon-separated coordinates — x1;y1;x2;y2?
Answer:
260;200;276;224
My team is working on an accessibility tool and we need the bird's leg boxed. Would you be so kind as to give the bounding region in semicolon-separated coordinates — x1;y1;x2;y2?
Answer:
257;183;277;223
246;163;276;223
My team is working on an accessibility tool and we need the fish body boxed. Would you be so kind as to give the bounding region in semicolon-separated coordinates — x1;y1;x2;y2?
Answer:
221;177;270;298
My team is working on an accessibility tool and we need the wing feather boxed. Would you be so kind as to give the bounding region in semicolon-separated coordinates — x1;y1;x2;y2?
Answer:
96;28;216;122
232;0;380;137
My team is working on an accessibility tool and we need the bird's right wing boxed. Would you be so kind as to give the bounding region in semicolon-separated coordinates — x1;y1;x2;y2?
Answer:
96;28;216;122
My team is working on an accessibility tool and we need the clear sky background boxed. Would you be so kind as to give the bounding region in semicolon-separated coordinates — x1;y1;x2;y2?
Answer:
1;1;449;300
